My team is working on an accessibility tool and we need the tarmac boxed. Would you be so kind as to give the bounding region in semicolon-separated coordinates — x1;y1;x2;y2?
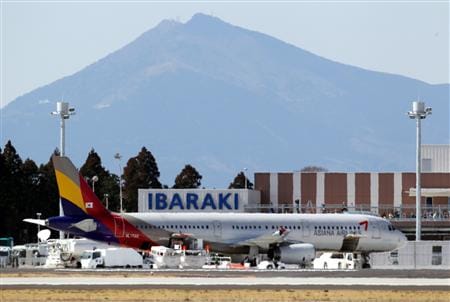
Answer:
1;269;449;290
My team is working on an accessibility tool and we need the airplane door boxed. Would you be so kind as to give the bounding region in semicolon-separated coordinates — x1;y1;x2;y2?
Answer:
302;222;311;238
371;222;381;239
213;220;222;239
114;216;125;238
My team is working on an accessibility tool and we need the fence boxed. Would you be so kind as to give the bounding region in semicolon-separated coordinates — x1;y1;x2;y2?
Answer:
243;204;450;221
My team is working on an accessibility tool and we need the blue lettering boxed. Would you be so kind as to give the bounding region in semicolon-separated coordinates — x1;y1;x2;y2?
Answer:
201;193;217;210
186;193;199;210
156;193;168;210
234;193;239;209
218;193;232;210
148;193;153;209
169;193;184;210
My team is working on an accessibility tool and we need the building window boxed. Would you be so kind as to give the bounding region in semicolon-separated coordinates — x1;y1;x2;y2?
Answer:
432;246;442;265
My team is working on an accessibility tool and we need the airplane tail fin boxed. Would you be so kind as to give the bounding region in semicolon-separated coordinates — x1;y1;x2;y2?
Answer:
52;155;109;217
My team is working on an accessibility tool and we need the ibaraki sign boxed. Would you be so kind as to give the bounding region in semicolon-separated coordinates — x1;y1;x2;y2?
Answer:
148;192;239;210
138;189;260;212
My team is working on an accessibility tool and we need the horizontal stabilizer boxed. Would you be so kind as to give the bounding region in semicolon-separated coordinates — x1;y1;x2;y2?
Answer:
23;218;46;226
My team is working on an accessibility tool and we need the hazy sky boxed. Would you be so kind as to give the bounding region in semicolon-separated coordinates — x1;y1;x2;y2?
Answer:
1;1;449;108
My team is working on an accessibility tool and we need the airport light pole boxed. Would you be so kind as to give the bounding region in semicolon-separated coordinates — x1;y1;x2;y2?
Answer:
114;153;124;213
104;194;109;210
91;175;99;192
244;167;248;189
408;101;432;241
51;101;75;239
36;212;41;244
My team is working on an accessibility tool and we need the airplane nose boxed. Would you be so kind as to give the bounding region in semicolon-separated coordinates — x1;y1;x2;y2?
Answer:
397;231;407;248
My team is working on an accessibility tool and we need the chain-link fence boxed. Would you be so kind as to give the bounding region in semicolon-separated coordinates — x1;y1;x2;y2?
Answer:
244;204;450;221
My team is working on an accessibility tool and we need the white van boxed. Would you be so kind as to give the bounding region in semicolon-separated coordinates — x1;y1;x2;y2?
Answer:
313;252;361;270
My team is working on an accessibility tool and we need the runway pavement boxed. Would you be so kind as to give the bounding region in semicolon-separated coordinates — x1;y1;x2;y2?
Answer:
2;276;449;290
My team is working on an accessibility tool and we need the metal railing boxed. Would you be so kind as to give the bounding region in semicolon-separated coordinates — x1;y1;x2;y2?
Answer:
244;204;450;221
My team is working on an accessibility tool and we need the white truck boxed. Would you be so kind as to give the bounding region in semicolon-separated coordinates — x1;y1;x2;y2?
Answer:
46;238;111;268
80;248;143;269
0;246;11;268
313;252;362;270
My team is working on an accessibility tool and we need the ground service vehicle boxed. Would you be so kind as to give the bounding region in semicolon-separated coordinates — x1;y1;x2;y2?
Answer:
80;248;143;269
313;252;362;270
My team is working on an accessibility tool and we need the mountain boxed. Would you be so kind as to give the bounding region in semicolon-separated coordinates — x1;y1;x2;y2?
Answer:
2;13;449;187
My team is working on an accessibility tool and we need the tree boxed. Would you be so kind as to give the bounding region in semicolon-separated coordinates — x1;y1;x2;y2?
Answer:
173;164;202;189
35;149;61;219
20;158;40;243
123;147;162;212
301;166;328;172
80;149;120;212
0;141;25;242
228;171;253;189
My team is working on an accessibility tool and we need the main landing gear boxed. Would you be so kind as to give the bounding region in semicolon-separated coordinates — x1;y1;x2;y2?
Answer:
362;253;371;269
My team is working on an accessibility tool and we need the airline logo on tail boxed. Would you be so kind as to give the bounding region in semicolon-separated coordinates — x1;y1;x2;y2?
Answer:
51;155;156;250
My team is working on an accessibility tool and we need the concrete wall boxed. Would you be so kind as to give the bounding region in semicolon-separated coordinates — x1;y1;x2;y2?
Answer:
371;240;450;269
422;145;450;172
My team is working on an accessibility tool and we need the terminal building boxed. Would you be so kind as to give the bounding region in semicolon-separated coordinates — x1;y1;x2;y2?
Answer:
138;145;450;240
254;145;450;240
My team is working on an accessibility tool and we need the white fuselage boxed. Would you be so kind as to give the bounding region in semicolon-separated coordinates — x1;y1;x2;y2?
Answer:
123;212;407;253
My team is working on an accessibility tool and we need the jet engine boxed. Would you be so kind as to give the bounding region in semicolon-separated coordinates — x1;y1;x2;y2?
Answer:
273;243;315;264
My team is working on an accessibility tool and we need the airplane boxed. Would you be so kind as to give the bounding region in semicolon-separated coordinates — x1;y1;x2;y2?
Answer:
25;156;407;266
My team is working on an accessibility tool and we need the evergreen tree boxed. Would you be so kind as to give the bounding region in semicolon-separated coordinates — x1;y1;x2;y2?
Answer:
228;171;254;189
20;158;40;243
0;141;24;242
0;147;10;240
123;147;162;212
80;149;120;212
173;164;202;189
36;150;61;219
301;166;328;172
